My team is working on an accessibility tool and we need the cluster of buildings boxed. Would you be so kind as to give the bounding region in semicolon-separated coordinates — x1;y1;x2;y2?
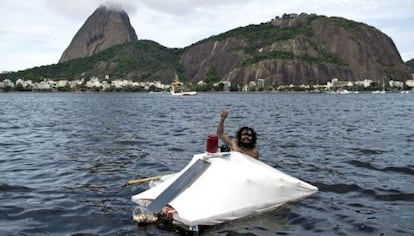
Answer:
1;75;413;92
327;78;414;89
0;76;171;91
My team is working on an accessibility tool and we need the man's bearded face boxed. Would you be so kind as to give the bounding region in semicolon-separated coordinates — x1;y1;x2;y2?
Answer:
237;128;256;149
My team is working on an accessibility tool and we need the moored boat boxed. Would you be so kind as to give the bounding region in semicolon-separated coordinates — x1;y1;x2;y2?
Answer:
170;90;197;96
170;79;197;96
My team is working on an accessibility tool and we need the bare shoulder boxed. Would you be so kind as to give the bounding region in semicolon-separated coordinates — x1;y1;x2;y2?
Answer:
234;146;259;159
249;148;259;159
253;148;259;159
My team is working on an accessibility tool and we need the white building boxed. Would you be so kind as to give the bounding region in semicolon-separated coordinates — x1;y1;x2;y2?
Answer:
389;80;403;88
406;80;414;88
101;81;111;90
16;79;24;86
327;78;354;89
56;80;68;88
222;81;231;91
86;77;102;88
15;79;33;88
33;81;51;90
257;79;265;89
249;81;257;88
68;79;83;88
354;79;373;88
0;79;14;88
111;79;130;88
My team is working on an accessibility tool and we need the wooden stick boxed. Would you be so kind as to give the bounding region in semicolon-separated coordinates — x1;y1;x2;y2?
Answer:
126;176;162;186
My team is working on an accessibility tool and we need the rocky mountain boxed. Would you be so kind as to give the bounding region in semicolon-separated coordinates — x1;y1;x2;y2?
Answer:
59;5;138;63
3;12;411;87
181;13;410;86
407;59;414;74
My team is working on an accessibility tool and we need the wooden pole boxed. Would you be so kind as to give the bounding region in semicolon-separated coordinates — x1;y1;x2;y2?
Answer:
126;176;162;186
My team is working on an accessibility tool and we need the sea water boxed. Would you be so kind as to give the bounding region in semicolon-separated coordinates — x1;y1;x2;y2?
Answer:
0;92;413;235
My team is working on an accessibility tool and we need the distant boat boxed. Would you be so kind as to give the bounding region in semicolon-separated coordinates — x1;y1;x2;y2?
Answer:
170;90;197;96
372;90;386;94
328;89;358;94
338;89;352;94
372;77;386;94
171;91;197;96
170;79;197;96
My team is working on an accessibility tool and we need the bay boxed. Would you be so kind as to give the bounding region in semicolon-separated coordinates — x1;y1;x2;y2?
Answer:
0;92;413;235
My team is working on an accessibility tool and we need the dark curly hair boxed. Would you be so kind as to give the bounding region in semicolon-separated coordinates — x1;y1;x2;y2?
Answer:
236;126;257;149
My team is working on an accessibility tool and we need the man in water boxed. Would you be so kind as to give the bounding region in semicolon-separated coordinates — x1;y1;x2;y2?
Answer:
217;109;259;159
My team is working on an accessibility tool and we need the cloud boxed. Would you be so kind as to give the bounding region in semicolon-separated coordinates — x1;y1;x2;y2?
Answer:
45;0;138;19
1;0;413;72
134;0;248;15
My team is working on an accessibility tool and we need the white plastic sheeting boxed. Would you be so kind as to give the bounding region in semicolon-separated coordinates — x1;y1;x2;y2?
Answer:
131;152;318;226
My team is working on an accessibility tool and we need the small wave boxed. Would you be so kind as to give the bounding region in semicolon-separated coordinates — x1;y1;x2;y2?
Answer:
313;182;414;202
350;148;385;155
167;147;186;152
70;233;99;236
114;139;143;146
216;231;259;236
374;192;414;201
0;183;31;192
383;166;414;176
347;160;414;176
313;182;362;194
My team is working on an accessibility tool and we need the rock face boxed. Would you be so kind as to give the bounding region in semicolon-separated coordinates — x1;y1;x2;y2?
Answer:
59;5;138;63
56;11;410;85
407;59;414;73
181;14;410;85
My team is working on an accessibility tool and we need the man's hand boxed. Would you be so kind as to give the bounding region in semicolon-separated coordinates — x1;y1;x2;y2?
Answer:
221;109;229;119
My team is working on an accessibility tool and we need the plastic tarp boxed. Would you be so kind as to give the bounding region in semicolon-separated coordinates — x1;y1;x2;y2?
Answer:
131;152;318;226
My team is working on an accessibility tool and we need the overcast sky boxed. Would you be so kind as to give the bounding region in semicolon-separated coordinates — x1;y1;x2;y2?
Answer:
1;0;413;72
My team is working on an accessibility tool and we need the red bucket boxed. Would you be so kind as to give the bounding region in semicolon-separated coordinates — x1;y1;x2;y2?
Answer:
206;134;218;153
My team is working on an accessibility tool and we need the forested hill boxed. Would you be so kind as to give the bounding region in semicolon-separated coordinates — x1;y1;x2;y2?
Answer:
1;40;183;84
181;14;410;85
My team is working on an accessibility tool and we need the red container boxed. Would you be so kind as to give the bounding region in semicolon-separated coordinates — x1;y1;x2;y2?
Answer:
206;134;218;153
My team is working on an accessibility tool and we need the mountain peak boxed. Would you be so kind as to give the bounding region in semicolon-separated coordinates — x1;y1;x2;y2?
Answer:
59;5;138;63
96;3;124;12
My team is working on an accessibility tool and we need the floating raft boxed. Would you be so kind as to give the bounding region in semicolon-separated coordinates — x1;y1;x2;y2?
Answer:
131;152;318;227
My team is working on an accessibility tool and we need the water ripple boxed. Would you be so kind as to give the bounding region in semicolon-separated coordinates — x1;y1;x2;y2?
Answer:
1;92;413;235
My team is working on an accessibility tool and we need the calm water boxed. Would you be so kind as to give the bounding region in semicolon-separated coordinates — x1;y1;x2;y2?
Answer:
0;92;413;236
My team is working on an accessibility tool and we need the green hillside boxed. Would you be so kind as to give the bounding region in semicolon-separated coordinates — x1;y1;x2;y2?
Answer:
1;40;183;83
194;14;345;66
